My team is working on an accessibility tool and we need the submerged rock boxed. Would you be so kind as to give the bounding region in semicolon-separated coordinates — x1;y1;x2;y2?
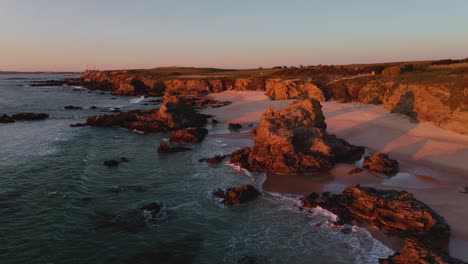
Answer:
228;123;242;131
108;185;147;193
169;127;208;143
0;114;15;123
11;112;49;121
63;105;83;110
213;184;260;205
95;202;165;233
229;99;364;173
157;142;192;154
103;159;120;167
363;153;399;176
70;123;87;127
199;154;230;164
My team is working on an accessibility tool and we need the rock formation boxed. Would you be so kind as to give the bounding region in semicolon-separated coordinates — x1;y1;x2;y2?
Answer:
157;142;192;153
363;153;399;176
86;95;209;134
10;113;49;121
213;184;260;205
229;99;364;173
0;114;15;123
300;186;466;263
379;239;465;264
169;127;208;143
265;78;326;101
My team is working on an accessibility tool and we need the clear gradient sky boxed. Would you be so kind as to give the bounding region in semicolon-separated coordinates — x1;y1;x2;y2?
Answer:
1;0;467;71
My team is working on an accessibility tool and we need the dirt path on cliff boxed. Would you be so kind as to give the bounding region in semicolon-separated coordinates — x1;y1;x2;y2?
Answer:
202;91;468;261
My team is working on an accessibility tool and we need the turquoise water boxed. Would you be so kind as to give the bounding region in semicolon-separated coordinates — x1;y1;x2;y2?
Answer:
0;74;393;263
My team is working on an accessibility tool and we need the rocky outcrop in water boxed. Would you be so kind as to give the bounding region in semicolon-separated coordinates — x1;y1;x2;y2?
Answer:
86;95;209;134
379;239;466;264
0;114;15;123
300;186;465;263
229;99;364;173
9;113;49;121
95;202;165;233
64;105;83;110
199;154;230;164
362;153;399;176
169;127;208;143
157;142;192;153
228;123;242;131
213;184;260;205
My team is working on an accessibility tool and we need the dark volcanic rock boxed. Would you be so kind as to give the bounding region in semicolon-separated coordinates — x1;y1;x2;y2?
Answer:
70;123;87;127
301;186;450;241
228;123;242;131
95;202;165;233
0;114;15;123
63;105;83;110
211;119;219;125
169;127;208;143
157;142;192;154
229;99;364;173
104;160;120;167
379;239;466;264
86;95;209;134
11;113;49;121
363;153;399;176
199;154;230;164
213;184;260;205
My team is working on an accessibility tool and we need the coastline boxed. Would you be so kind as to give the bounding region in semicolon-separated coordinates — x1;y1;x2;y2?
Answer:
203;90;468;261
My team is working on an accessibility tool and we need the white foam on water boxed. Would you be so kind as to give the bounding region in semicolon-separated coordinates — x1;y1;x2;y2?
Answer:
129;96;145;104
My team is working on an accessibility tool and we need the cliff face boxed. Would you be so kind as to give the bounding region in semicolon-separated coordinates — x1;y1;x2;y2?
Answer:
80;70;468;134
80;71;326;101
327;77;468;134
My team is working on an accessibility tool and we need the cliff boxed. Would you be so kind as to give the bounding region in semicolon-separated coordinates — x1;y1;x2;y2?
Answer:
77;65;467;134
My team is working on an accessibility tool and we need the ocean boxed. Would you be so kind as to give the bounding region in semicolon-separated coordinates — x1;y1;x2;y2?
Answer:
0;74;393;264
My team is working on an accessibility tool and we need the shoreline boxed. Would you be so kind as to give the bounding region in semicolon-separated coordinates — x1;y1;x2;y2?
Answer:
203;90;468;261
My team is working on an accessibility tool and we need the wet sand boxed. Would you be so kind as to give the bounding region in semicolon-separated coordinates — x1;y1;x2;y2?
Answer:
203;91;468;261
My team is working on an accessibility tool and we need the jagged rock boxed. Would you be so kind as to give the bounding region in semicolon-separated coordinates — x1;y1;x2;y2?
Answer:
229;99;364;173
228;123;242;131
211;119;219;125
86;95;209;134
63;105;83;110
198;154;230;164
157;142;191;154
0;114;15;123
301;186;450;240
70;123;86;127
265;78;326;101
363;153;399;176
169;127;208;143
379;239;466;264
11;113;49;121
213;184;260;205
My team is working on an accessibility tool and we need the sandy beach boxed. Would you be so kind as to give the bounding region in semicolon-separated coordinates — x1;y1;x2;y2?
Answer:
203;90;468;261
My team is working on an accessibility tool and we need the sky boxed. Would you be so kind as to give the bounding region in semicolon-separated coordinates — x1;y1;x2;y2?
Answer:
1;0;467;71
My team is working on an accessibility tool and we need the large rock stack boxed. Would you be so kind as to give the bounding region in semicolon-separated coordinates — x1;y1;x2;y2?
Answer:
229;99;364;173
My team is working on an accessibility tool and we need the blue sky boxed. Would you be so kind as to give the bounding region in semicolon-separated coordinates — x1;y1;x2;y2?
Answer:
1;0;467;71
